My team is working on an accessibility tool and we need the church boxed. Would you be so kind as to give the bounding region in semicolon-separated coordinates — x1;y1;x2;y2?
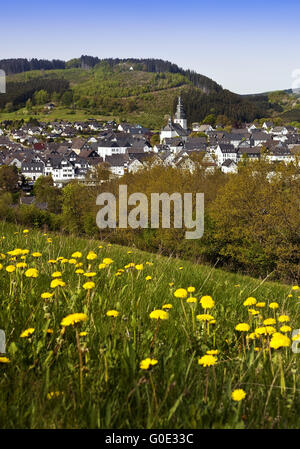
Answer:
160;96;189;143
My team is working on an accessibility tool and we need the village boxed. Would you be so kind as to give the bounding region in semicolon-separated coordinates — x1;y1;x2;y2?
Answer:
1;96;300;190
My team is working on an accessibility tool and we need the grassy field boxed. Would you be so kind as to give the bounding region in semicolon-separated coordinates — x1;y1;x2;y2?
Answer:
0;107;117;123
0;222;300;429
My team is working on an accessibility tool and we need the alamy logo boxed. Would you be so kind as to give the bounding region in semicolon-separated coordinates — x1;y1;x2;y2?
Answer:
292;69;300;93
96;185;204;239
292;329;300;353
0;70;6;94
0;330;6;354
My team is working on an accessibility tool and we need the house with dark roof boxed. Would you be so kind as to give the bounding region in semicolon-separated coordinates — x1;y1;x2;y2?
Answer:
105;153;130;176
214;144;238;165
221;159;237;174
21;159;45;181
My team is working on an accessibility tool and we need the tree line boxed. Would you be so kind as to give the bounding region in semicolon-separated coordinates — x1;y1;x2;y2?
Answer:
0;158;300;283
0;58;65;75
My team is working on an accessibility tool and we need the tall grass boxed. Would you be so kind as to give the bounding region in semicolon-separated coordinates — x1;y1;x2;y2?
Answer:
0;222;299;429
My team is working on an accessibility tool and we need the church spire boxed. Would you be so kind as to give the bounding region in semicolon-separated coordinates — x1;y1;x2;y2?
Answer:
174;95;187;130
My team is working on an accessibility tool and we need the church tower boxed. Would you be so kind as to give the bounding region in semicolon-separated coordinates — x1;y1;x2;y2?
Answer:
174;96;187;130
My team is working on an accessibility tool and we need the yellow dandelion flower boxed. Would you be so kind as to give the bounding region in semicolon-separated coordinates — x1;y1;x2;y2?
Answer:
79;331;88;337
86;251;97;260
23;229;29;234
60;313;88;327
187;297;197;303
32;252;42;258
20;328;35;338
196;314;215;322
140;358;158;370
169;282;174;287
145;275;152;281
174;288;188;299
263;318;276;326
98;263;107;270
125;262;135;269
103;258;113;265
256;302;266;308
68;259;77;265
72;251;82;259
235;323;250;332
187;286;195;293
247;332;257;340
255;327;268;336
75;269;84;275
243;297;257;307
162;304;173;310
135;264;143;270
265;326;276;335
51;271;62;278
82;281;95;290
206;349;219;355
248;309;259;316
270;333;291;349
232;389;246;401
41;292;54;299
83;272;97;277
25;268;38;278
6;265;16;273
7;248;23;257
0;357;10;363
280;325;292;333
200;295;215;309
16;262;27;269
269;302;279;309
292;286;300;290
50;279;66;288
198;354;217;367
278;315;290;323
106;310;119;317
149;310;169;320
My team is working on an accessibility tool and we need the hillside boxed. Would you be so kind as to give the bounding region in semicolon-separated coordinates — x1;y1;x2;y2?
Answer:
1;221;299;429
1;56;297;128
244;89;300;124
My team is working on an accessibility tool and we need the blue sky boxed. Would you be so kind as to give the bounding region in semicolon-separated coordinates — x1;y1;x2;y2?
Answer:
1;0;300;94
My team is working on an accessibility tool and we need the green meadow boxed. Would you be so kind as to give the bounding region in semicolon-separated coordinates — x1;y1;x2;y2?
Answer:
0;222;300;429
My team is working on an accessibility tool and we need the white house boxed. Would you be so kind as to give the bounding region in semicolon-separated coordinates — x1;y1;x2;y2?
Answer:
221;159;237;174
214;144;238;165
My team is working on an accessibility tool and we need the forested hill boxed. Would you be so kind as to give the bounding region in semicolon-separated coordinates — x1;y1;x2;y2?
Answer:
0;56;221;94
0;56;296;127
